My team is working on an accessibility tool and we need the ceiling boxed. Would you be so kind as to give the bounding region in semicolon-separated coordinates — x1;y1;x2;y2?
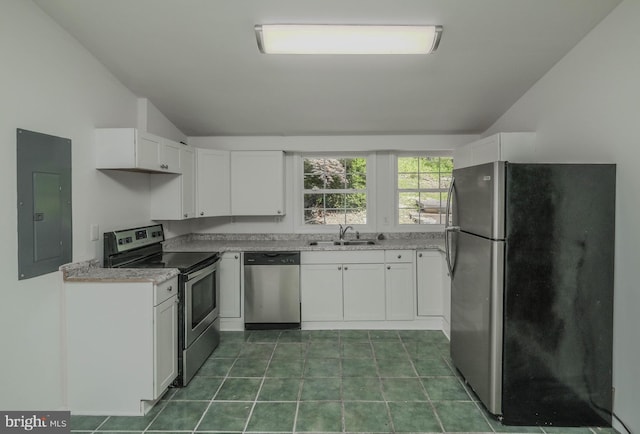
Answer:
34;0;620;137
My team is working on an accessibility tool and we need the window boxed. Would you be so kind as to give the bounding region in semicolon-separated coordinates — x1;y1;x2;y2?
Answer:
303;156;367;225
397;156;453;225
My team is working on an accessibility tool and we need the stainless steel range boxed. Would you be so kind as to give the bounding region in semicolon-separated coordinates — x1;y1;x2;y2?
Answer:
104;224;220;386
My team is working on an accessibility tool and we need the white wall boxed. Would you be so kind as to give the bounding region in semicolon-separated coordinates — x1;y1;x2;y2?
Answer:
485;1;638;431
0;0;155;410
188;134;477;234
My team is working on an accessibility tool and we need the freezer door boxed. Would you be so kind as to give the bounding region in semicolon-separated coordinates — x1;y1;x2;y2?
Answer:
450;231;504;415
452;162;505;240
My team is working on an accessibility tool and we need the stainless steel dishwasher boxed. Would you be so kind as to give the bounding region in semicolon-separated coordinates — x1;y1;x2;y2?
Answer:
244;252;301;330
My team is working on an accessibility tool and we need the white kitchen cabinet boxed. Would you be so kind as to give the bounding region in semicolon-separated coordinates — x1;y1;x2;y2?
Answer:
384;250;415;321
150;146;195;220
95;128;182;173
416;250;444;317
196;148;231;217
453;132;536;169
65;276;178;415
230;151;285;216
301;264;344;321
343;263;386;320
220;252;241;318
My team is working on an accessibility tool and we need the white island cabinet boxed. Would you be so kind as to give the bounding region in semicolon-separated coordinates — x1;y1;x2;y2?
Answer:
95;128;181;173
65;276;178;416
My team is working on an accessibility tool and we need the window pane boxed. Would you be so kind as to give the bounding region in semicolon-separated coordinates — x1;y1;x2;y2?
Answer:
419;173;440;189
398;157;419;172
440;174;452;189
302;156;367;226
398;173;418;189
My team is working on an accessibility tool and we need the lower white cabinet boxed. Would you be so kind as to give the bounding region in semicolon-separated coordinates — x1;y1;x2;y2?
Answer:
385;250;416;320
301;264;344;321
65;276;178;415
416;250;444;316
220;252;241;318
343;263;386;320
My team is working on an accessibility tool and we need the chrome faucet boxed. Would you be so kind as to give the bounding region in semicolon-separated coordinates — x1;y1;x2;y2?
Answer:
338;224;354;240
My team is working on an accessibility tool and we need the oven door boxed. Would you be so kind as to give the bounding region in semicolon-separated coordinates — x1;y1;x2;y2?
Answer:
184;260;220;347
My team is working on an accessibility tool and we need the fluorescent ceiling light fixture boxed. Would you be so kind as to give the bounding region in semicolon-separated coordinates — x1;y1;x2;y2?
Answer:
255;24;443;54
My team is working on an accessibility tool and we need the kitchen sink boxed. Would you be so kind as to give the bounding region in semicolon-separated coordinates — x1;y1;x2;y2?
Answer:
308;240;376;246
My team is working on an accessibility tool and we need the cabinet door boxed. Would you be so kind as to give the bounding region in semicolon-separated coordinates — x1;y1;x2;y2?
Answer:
154;295;178;398
385;262;415;320
196;148;231;217
220;252;241;318
416;251;443;316
230;151;284;216
180;147;195;218
343;263;385;321
137;132;162;171
160;139;181;173
301;264;343;321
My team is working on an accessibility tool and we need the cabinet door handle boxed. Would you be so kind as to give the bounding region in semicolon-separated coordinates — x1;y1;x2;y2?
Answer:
167;286;173;292
397;254;402;259
387;265;391;270
418;253;423;258
235;255;239;259
183;213;188;218
344;266;348;271
200;211;204;216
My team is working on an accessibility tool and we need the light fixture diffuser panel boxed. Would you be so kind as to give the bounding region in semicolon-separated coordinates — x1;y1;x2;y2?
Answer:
255;24;442;54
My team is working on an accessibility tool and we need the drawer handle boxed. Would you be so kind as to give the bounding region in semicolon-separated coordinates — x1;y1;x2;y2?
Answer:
167;286;173;292
338;266;342;270
200;212;204;216
344;266;348;271
397;254;402;259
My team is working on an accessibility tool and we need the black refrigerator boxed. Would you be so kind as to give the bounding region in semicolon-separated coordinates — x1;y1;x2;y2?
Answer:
445;161;615;426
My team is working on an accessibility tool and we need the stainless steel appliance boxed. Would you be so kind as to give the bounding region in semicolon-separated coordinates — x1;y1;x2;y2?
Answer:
244;252;301;329
104;224;220;386
445;162;615;426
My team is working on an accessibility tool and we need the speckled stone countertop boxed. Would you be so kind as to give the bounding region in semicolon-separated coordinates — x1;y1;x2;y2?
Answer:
60;259;179;284
163;232;445;253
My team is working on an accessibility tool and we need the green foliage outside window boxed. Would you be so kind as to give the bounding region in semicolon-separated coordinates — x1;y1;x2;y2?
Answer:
303;157;367;225
397;156;453;225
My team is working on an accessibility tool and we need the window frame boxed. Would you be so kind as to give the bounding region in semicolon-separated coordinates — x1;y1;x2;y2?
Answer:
393;152;453;231
294;152;376;233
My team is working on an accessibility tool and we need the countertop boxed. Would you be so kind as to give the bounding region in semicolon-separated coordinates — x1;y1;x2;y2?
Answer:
60;232;445;282
60;259;179;284
163;233;445;253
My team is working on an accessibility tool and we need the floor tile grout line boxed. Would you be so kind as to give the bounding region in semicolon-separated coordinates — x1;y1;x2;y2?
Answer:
241;332;279;434
399;331;447;434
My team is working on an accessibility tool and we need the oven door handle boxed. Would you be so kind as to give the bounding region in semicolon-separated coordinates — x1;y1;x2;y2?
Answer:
186;259;219;281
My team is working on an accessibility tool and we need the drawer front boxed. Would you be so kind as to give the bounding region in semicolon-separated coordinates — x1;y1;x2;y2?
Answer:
155;277;178;306
301;250;384;265
384;250;415;263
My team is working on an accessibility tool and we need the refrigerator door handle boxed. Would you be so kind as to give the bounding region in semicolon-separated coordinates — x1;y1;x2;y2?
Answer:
444;177;458;275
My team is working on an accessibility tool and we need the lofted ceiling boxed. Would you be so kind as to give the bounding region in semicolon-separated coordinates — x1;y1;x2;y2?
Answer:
34;0;620;137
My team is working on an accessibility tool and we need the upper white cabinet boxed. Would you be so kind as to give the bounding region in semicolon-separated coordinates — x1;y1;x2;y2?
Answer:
196;148;231;217
453;132;536;169
150;146;196;220
95;128;182;174
230;151;285;216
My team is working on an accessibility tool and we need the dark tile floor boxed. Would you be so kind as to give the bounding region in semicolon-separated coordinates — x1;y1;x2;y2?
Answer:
70;329;617;433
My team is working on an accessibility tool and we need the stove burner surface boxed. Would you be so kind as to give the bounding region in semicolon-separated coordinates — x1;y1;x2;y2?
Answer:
129;251;218;273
